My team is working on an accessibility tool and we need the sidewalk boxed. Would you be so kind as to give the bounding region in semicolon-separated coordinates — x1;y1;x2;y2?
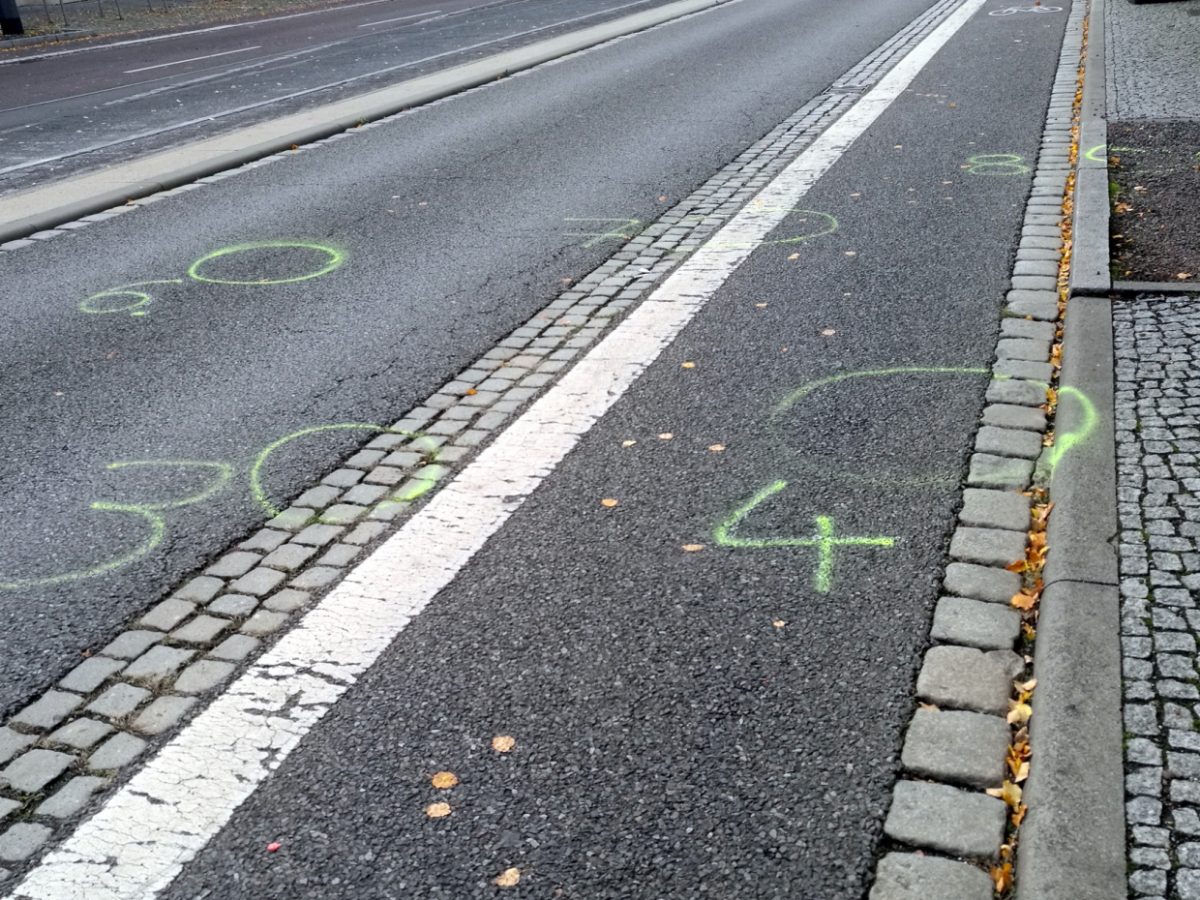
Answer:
1057;0;1200;897
1103;1;1200;897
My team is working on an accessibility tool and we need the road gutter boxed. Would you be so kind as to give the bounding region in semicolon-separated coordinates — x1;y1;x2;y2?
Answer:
0;0;733;244
1017;0;1127;896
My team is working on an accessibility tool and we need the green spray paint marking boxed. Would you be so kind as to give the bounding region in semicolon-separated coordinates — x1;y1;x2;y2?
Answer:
713;480;895;593
564;219;643;248
965;154;1030;176
706;209;839;252
770;367;990;489
1041;385;1097;476
250;424;442;518
772;366;990;416
1084;144;1107;163
0;460;232;591
79;280;184;317
188;241;345;285
187;241;346;285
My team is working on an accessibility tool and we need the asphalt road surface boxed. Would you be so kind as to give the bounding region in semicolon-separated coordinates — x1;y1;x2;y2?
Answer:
0;0;1070;893
0;0;684;191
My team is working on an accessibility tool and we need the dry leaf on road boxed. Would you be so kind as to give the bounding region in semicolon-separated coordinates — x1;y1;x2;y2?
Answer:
431;771;459;789
492;735;516;753
494;868;521;888
425;802;452;818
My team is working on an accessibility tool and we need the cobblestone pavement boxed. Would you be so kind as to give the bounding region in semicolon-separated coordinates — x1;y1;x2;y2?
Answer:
1106;0;1200;121
1116;294;1200;900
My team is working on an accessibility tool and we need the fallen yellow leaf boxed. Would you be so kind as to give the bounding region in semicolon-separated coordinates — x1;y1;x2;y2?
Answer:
431;771;459;789
601;498;619;508
1011;803;1028;827
772;619;786;628
425;802;452;818
682;544;705;552
465;388;478;396
708;444;726;452
1007;699;1033;726
1011;591;1038;611
492;735;516;753
494;868;521;888
658;433;674;440
986;780;1023;808
991;861;1014;892
681;361;697;369
621;440;637;448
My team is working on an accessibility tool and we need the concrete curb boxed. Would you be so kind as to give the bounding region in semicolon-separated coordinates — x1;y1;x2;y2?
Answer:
1017;580;1125;900
1070;0;1110;295
0;0;730;244
1016;0;1127;894
1042;293;1118;588
1112;279;1200;295
0;30;92;49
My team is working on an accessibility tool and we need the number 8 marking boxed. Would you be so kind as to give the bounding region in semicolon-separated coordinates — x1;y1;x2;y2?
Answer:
965;153;1030;176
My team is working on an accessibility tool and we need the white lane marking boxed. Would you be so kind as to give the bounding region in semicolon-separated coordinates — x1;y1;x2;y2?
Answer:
0;0;398;65
358;8;442;26
6;1;984;897
122;45;263;74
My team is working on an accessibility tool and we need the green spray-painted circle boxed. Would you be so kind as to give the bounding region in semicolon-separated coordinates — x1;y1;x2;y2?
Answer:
768;367;995;489
187;241;345;285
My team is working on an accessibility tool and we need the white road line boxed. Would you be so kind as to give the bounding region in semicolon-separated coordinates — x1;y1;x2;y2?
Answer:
358;8;441;26
123;45;263;74
5;1;984;897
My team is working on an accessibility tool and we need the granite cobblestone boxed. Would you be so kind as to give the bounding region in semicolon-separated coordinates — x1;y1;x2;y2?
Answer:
1116;296;1200;897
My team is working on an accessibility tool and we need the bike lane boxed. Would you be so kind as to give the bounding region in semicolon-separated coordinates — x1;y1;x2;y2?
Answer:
142;3;1072;897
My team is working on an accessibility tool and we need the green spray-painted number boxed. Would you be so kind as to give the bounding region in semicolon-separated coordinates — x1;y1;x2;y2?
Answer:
0;460;232;591
250;423;444;519
965;154;1031;176
79;280;184;317
714;480;896;593
79;241;346;318
0;417;445;591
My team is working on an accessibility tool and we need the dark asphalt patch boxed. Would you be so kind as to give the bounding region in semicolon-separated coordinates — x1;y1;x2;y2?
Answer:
1109;119;1200;284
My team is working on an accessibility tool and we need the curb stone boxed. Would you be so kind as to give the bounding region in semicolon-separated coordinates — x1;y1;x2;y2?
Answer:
1019;582;1125;898
872;0;1096;894
0;0;973;880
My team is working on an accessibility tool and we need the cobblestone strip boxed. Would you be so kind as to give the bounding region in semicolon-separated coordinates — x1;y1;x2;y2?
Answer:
869;3;1087;898
1115;294;1200;900
0;0;965;881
